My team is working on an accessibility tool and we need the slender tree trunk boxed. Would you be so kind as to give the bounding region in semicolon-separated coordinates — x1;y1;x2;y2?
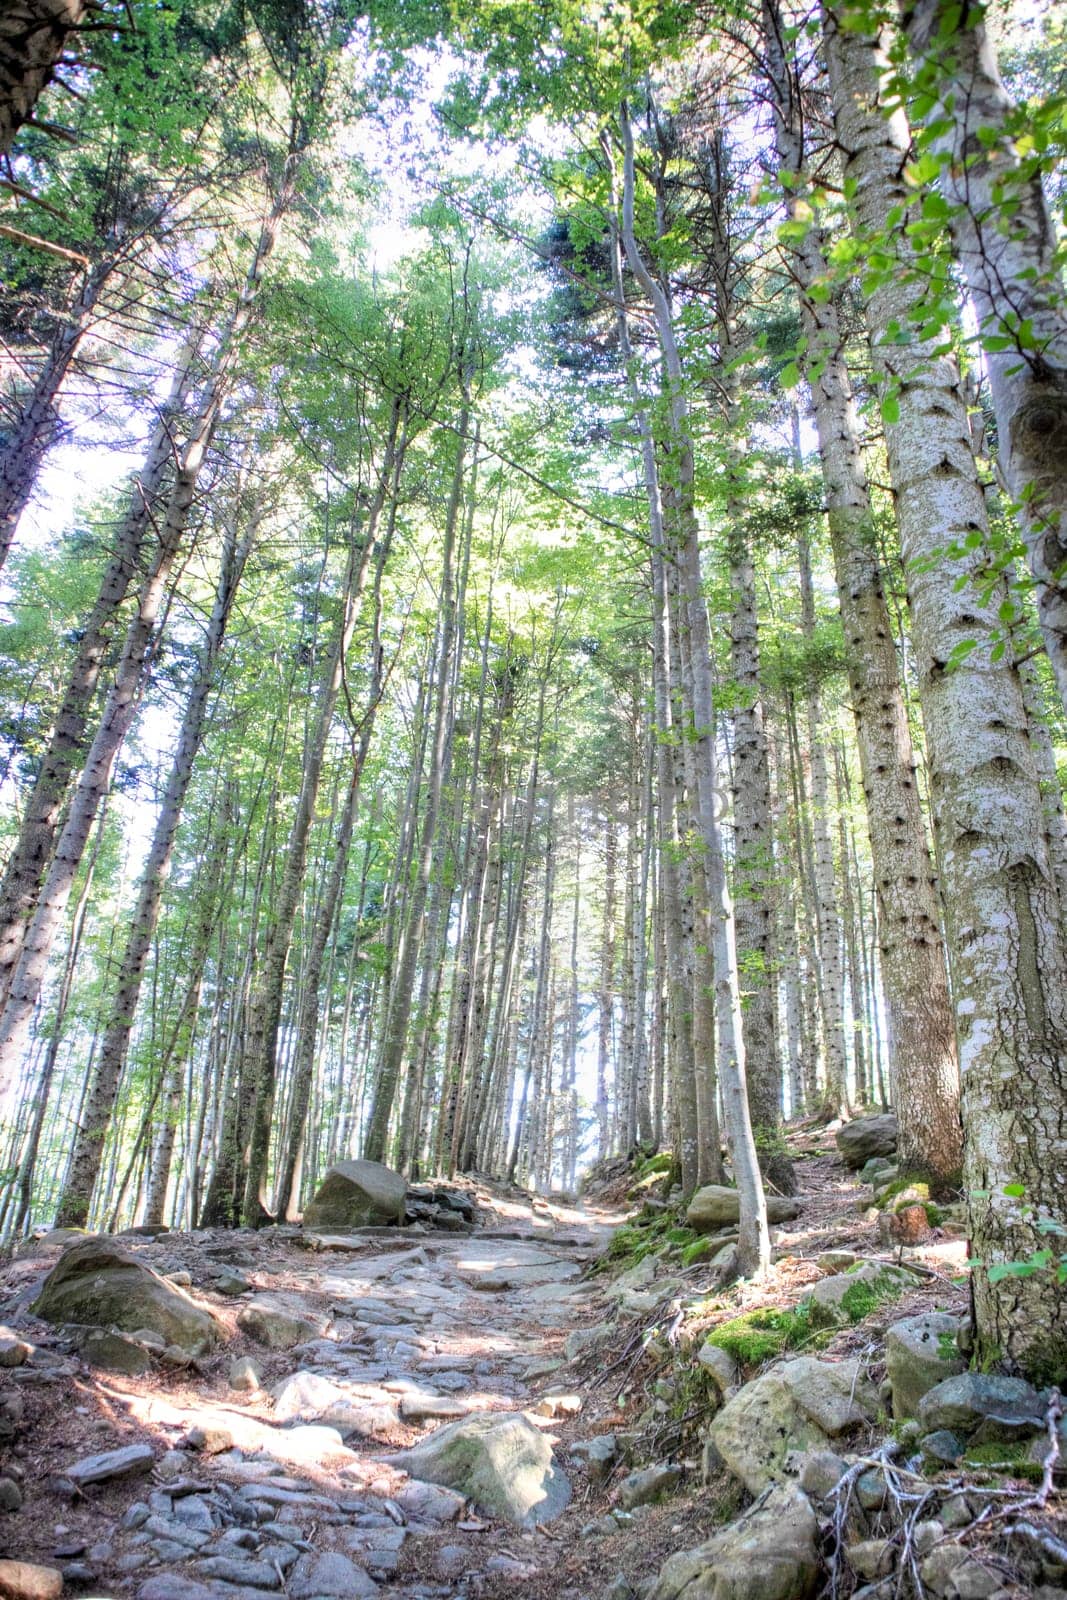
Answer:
0;330;202;1005
53;507;256;1227
616;102;768;1273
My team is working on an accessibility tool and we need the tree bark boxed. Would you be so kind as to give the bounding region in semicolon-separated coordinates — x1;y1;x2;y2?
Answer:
0;0;85;157
825;7;1067;1374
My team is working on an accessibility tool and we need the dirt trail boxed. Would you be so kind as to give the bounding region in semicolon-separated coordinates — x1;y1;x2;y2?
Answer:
1;1186;655;1599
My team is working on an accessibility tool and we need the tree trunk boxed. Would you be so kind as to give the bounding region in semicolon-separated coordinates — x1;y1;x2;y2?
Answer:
52;503;257;1228
0;0;85;157
903;0;1067;711
826;7;1067;1375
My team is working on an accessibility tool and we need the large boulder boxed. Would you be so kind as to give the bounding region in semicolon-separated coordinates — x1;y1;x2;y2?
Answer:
708;1357;878;1495
389;1410;571;1528
686;1185;801;1233
885;1313;966;1419
304;1159;406;1229
647;1482;820;1600
835;1115;898;1170
32;1238;221;1356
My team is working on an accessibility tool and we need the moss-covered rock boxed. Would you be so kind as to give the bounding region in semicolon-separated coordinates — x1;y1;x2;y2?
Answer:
389;1411;571;1528
646;1482;819;1600
885;1313;965;1419
702;1306;814;1366
686;1185;801;1234
32;1239;221;1356
707;1357;878;1494
807;1262;919;1329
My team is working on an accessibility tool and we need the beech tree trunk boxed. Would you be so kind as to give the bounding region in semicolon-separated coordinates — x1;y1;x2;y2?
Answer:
903;0;1067;711
762;0;961;1181
826;8;1067;1375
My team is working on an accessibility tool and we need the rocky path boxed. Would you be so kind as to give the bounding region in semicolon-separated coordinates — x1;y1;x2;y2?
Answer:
0;1187;665;1600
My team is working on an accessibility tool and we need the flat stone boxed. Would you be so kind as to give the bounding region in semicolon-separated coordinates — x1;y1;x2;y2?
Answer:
917;1374;1046;1440
0;1560;63;1599
75;1326;154;1374
618;1463;681;1509
137;1579;280;1600
65;1442;155;1485
400;1394;468;1421
807;1263;918;1329
194;1556;281;1587
238;1297;325;1349
289;1551;378;1597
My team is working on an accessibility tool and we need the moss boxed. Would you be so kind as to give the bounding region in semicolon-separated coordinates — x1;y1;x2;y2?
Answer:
681;1237;716;1268
703;1305;815;1366
923;1202;945;1227
962;1440;1043;1485
665;1227;699;1248
838;1271;911;1324
637;1152;674;1177
875;1174;930;1210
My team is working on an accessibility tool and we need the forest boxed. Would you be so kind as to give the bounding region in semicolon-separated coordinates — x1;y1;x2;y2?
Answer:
0;0;1065;1435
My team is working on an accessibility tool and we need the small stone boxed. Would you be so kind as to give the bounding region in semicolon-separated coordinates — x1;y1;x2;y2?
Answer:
571;1435;618;1484
120;1502;151;1530
195;1556;281;1588
212;1269;251;1295
848;1539;895;1580
856;1469;888;1510
617;1463;682;1509
65;1442;155;1485
229;1355;263;1392
695;1343;739;1394
0;1478;22;1512
77;1327;153;1374
939;1494;973;1530
921;1430;964;1466
797;1449;849;1500
238;1297;325;1350
914;1520;943;1555
167;1270;192;1286
0;1560;63;1600
0;1329;32;1368
836;1114;898;1169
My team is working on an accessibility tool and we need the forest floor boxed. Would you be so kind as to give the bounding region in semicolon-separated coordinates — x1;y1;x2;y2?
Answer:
0;1132;1048;1600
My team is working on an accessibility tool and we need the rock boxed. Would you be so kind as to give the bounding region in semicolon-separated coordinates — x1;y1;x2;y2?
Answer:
885;1313;965;1418
686;1185;801;1232
399;1394;467;1422
848;1540;895;1581
74;1326;154;1374
939;1494;974;1531
921;1430;964;1466
917;1374;1046;1441
64;1442;155;1485
646;1481;819;1600
696;1343;740;1395
211;1268;251;1296
237;1296;324;1349
0;1478;21;1512
0;1561;62;1600
390;1409;571;1528
858;1157;895;1185
566;1323;612;1361
836;1115;898;1170
271;1370;399;1437
289;1551;378;1597
0;1393;24;1441
708;1358;878;1495
304;1158;406;1229
392;1480;465;1523
618;1463;681;1508
856;1468;888;1510
807;1263;918;1329
531;1391;582;1418
571;1435;618;1484
0;1329;32;1367
879;1204;933;1247
796;1449;848;1500
194;1556;281;1588
229;1355;262;1392
137;1580;283;1600
33;1238;221;1355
